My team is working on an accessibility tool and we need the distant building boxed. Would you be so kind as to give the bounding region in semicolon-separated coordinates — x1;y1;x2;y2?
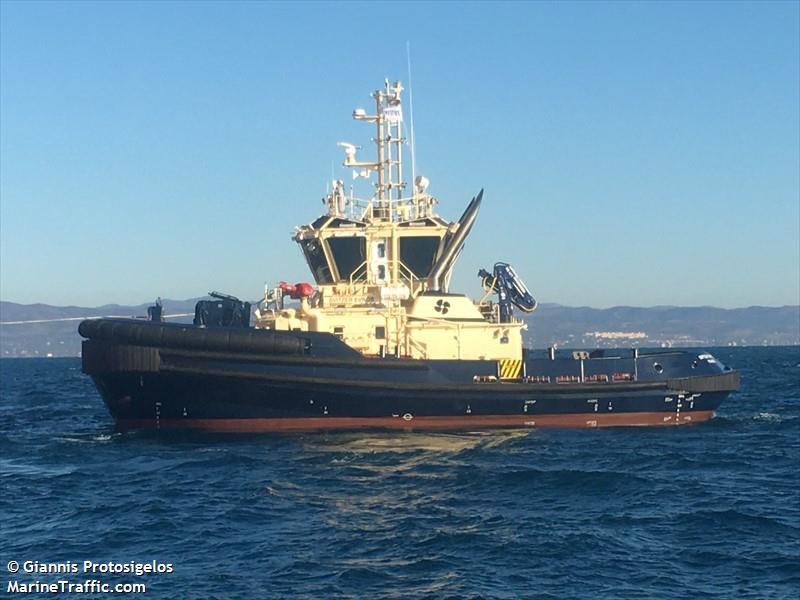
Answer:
586;331;647;340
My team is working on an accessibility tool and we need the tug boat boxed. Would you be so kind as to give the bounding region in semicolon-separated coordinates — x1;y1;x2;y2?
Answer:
80;80;739;433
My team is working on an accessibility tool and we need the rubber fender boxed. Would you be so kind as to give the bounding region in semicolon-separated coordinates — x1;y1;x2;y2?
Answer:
78;318;310;355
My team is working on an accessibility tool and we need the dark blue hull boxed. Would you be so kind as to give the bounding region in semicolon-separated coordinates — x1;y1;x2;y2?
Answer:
80;319;739;432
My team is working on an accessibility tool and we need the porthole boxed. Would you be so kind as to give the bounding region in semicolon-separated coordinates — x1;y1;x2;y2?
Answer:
653;362;664;373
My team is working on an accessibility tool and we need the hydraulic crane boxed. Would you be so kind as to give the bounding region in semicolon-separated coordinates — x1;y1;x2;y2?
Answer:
478;262;538;323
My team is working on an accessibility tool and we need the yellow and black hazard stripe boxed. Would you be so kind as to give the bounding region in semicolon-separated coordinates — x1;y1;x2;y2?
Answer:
498;359;523;380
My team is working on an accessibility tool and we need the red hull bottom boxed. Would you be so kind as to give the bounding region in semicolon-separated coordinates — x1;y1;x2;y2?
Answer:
116;411;715;433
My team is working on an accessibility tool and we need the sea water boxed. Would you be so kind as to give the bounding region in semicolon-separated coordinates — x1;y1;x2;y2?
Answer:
1;347;798;599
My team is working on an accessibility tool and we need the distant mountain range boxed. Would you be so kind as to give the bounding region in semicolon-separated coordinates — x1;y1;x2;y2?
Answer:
525;303;799;349
0;299;201;358
0;299;798;358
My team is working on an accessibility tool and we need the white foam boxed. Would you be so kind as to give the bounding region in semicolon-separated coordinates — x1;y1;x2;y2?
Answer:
754;412;783;422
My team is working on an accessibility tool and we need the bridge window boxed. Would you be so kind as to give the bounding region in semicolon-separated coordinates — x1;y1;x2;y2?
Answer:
399;236;441;278
327;237;366;281
301;240;333;284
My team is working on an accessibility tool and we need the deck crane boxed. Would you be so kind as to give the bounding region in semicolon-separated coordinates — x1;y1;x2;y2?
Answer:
478;262;538;323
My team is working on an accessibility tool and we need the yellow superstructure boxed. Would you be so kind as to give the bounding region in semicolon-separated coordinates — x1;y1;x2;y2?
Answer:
254;80;527;362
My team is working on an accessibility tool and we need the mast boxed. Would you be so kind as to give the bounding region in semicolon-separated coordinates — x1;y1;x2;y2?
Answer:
344;80;407;223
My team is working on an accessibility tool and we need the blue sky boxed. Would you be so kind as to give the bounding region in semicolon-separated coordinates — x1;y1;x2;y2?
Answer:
1;1;798;308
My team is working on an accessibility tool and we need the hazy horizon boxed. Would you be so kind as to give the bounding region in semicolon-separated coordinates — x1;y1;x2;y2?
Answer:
1;296;798;313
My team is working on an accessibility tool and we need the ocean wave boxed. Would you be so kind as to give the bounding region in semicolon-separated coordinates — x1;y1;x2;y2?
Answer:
0;458;77;478
754;412;786;422
675;508;799;534
3;351;799;599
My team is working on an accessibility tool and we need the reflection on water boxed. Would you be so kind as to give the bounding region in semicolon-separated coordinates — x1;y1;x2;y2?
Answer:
260;430;537;534
302;429;532;455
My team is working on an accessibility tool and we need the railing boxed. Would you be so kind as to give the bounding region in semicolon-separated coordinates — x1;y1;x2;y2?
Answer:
347;259;421;291
407;336;428;359
396;261;420;289
331;194;437;223
349;261;369;285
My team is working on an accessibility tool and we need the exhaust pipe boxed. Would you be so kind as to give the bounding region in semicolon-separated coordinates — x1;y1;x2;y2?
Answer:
428;189;483;291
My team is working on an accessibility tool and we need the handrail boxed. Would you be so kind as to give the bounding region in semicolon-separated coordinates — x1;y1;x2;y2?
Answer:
407;336;428;359
349;261;369;284
395;259;420;288
344;194;436;222
406;313;461;328
346;259;421;290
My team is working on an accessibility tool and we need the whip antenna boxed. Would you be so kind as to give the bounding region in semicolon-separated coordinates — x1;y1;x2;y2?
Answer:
406;41;417;195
